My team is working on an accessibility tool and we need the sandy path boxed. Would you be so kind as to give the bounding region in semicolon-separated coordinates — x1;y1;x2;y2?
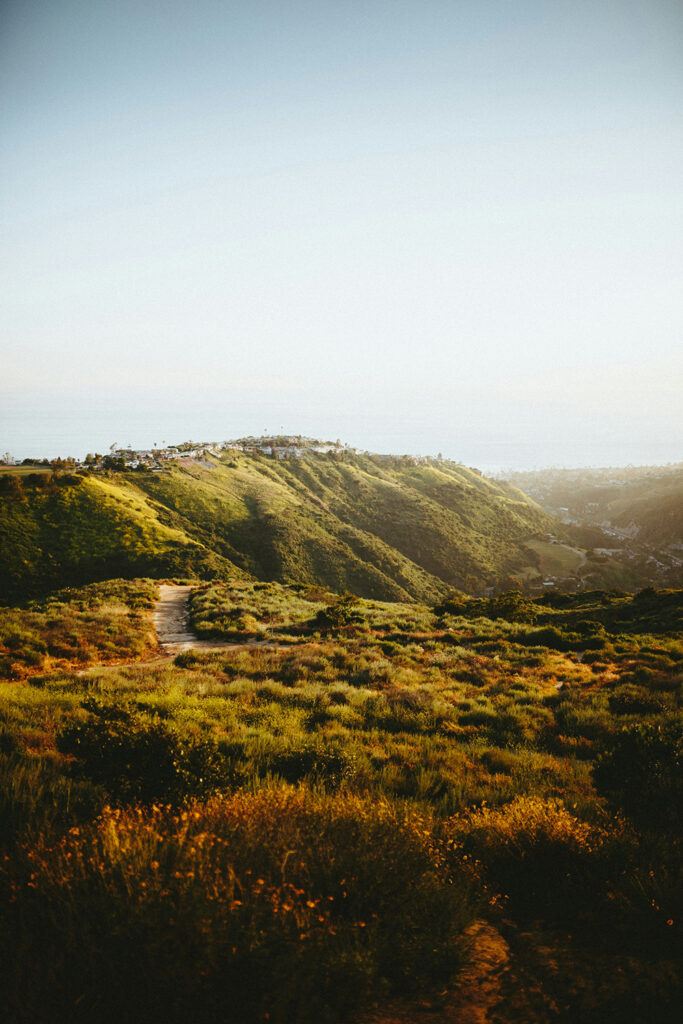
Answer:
154;585;196;648
154;584;275;654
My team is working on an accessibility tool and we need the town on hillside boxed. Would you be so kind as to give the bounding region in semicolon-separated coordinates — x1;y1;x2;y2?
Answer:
2;435;444;472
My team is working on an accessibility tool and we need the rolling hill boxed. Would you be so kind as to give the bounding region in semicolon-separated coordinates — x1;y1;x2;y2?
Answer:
0;472;232;599
0;449;557;601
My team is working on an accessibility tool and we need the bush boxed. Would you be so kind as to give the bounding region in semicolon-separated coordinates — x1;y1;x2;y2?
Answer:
485;592;538;624
57;701;232;804
593;722;683;831
520;625;579;651
315;592;363;630
445;796;604;915
608;685;666;716
267;740;357;788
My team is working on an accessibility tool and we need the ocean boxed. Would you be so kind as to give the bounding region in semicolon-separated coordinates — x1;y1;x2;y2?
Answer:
1;404;680;474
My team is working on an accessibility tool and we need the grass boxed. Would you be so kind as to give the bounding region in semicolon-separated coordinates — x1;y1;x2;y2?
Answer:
523;537;584;574
0;579;681;1021
0;578;158;678
0;464;52;476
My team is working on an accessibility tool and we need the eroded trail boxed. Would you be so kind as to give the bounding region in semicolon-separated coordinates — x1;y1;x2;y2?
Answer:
154;584;274;654
154;585;197;649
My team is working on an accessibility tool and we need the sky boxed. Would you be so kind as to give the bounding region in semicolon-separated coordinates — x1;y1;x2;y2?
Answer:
1;0;682;468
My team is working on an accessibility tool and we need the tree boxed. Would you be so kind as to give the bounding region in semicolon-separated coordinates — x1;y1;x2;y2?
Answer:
0;474;25;501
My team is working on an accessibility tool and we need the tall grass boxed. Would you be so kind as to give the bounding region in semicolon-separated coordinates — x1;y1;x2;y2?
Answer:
0;788;476;1024
0;582;681;1020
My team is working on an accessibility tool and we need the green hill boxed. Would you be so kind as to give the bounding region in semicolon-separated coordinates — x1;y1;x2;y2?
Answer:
133;451;555;598
0;473;235;599
0;450;557;600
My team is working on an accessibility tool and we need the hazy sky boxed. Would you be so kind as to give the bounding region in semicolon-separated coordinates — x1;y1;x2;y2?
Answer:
2;0;682;466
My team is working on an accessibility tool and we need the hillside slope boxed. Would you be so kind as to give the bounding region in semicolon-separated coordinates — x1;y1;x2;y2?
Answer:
0;474;237;599
131;451;555;599
0;451;557;600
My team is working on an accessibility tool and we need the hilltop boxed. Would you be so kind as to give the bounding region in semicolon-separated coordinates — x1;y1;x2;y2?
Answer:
1;441;557;601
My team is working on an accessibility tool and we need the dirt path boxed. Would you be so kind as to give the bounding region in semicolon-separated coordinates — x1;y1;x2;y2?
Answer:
74;586;279;679
362;921;512;1024
154;584;275;654
154;585;198;650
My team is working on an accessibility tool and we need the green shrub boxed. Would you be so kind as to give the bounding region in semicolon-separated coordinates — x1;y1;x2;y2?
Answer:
608;685;666;716
593;722;683;831
57;700;232;804
267;740;357;788
446;796;604;916
485;592;538;624
315;592;364;630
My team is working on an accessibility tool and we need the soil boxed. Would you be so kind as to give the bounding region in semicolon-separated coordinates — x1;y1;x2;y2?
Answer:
154;584;275;653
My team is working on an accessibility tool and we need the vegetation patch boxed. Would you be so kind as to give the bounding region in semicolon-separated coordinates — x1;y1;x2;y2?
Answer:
0;579;157;678
0;579;681;1021
1;789;475;1024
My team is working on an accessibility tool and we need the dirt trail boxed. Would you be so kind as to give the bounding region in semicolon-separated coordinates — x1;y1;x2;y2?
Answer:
154;585;199;650
362;921;512;1024
74;586;278;679
154;584;275;654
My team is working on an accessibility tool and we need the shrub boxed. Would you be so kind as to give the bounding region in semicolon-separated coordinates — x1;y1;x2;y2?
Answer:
315;592;363;630
608;685;666;716
445;796;604;915
485;592;538;624
593;722;683;831
267;740;357;788
57;701;232;804
520;626;579;651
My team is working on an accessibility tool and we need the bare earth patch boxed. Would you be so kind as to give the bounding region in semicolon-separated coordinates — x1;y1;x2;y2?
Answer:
154;584;274;653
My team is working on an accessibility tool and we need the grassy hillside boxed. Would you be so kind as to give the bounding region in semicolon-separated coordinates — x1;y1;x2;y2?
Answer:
131;451;556;599
1;580;681;1022
1;452;557;601
0;473;237;599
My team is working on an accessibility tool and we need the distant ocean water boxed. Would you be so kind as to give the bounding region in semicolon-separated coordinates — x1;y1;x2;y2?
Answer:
1;407;680;474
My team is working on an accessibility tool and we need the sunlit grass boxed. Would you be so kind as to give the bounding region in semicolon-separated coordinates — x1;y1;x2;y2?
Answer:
0;581;681;1020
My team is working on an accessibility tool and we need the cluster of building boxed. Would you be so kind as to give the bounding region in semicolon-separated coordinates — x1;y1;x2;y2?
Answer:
78;436;354;471
4;436;449;472
228;436;345;459
71;444;221;471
